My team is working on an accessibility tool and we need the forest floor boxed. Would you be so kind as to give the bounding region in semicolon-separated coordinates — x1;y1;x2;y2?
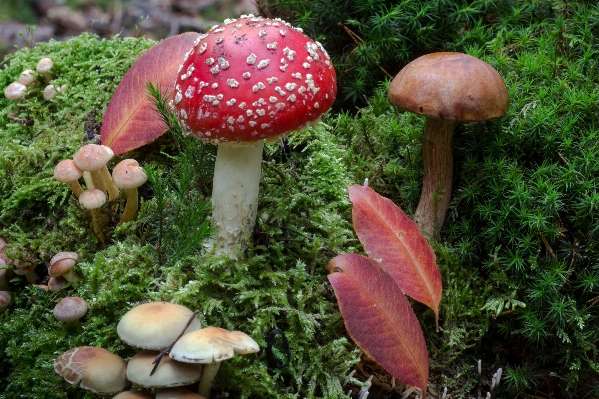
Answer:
0;0;257;60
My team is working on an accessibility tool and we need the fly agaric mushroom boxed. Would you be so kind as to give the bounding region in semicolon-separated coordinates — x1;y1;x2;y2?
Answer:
117;302;202;351
126;351;202;389
173;14;336;258
169;326;260;397
79;188;107;245
49;251;79;282
111;159;148;225
4;82;26;101
388;52;509;237
54;159;84;199
37;57;54;82
54;346;130;396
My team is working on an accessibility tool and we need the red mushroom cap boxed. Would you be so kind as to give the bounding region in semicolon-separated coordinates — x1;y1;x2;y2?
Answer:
174;14;337;143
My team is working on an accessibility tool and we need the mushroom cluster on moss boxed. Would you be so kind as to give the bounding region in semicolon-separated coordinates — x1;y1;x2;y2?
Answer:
53;144;148;244
3;57;69;102
173;14;337;258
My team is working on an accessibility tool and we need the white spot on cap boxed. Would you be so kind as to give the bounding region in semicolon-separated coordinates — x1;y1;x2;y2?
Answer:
180;110;188;119
243;72;251;79
227;79;239;88
252;82;266;92
228;116;235;124
247;53;257;65
198;42;208;54
257;59;270;69
287;94;296;102
276;102;285;110
280;64;288;71
215;36;224;44
203;95;216;102
291;72;302;79
280;29;287;36
267;42;278;49
266;77;278;84
246;110;253;116
213;27;225;33
206;58;215;65
275;86;286;96
237;115;245;123
285;82;297;91
249;121;257;127
185;86;194;98
261;123;270;129
210;66;219;74
269;96;278;103
303;62;311;69
259;29;268;37
175;92;182;104
256;109;265;116
226;98;237;106
212;83;219;89
219;57;230;70
314;102;320;109
239;102;247;109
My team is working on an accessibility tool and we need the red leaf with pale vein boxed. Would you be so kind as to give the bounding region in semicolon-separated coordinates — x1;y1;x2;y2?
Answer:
348;184;442;325
101;32;200;155
326;254;429;391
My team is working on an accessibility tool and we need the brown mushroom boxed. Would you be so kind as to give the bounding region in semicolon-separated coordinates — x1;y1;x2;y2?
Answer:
111;159;148;225
48;251;79;283
388;52;509;237
54;346;130;396
54;159;84;198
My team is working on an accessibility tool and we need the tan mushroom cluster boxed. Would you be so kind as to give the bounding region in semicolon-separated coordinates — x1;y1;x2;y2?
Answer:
3;57;67;102
53;144;148;245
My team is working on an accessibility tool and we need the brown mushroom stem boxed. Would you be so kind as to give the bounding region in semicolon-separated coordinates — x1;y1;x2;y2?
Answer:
98;167;120;201
118;188;139;225
66;181;84;198
209;141;264;258
89;209;107;246
83;171;95;189
413;118;455;237
197;361;221;398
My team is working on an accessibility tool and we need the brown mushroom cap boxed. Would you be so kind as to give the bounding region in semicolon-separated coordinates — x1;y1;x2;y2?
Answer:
48;251;78;277
388;52;509;122
126;351;202;388
112;159;148;190
54;346;129;395
117;302;202;350
169;326;260;364
54;296;88;322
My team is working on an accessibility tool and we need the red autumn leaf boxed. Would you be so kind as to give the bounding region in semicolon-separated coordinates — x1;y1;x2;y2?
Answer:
326;253;429;392
348;184;442;327
101;32;200;155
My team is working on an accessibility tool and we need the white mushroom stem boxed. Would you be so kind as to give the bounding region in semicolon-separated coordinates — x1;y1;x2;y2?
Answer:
82;171;95;189
413;118;455;237
210;140;264;258
118;188;139;225
198;361;221;398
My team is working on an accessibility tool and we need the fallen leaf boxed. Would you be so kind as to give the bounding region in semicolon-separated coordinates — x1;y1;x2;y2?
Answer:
326;253;429;392
101;32;200;154
348;184;442;328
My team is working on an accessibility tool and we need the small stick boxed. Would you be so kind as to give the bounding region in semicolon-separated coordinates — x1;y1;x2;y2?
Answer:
7;113;34;126
150;310;200;375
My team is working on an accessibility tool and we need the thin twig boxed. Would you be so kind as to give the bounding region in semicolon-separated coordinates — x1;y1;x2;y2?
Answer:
338;22;394;79
150;310;200;375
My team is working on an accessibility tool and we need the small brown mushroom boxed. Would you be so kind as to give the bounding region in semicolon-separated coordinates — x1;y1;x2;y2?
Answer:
54;346;130;396
0;291;11;313
73;144;120;201
54;296;88;326
126;351;202;389
48;251;79;282
388;52;509;237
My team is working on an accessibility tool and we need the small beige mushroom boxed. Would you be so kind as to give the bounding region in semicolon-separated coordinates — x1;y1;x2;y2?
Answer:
117;302;202;351
4;82;26;101
126;351;202;389
54;296;88;327
48;276;68;292
54;346;129;396
54;160;84;198
36;57;54;82
79;189;107;245
43;84;67;100
112;159;148;224
73;144;120;200
169;327;260;397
